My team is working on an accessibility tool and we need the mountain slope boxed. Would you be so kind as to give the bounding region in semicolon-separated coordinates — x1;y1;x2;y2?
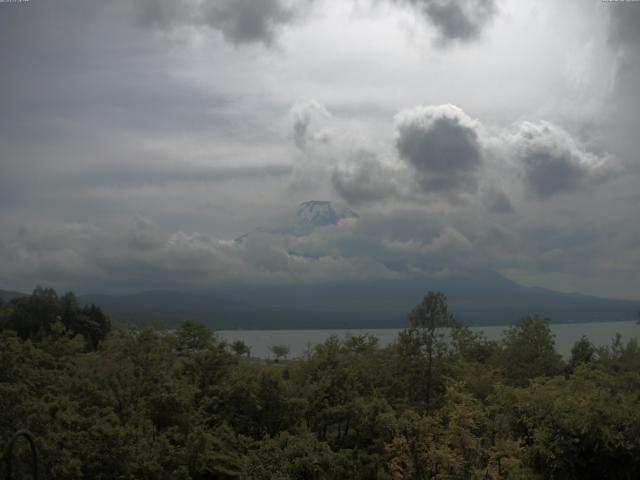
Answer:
212;271;639;327
71;271;639;330
3;274;637;330
77;290;400;330
0;289;28;302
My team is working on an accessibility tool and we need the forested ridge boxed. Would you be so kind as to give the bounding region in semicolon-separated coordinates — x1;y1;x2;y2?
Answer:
1;289;640;479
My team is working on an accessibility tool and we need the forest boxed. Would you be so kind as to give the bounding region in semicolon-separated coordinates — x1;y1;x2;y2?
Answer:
1;288;640;479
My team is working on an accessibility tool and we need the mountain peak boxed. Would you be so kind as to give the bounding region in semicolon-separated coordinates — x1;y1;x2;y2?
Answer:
236;201;359;242
294;200;358;234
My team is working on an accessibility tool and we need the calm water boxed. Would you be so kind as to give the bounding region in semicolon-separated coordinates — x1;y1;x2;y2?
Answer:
218;321;640;359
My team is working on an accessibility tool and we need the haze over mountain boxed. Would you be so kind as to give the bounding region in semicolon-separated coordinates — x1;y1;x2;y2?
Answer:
4;269;637;330
1;199;638;329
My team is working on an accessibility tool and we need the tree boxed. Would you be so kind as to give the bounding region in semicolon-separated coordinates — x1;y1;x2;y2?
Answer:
570;335;597;369
269;344;290;362
495;367;640;479
59;292;111;350
1;288;110;349
244;432;350;480
406;291;458;413
343;333;379;355
501;316;564;386
4;286;59;340
230;339;251;358
176;320;213;353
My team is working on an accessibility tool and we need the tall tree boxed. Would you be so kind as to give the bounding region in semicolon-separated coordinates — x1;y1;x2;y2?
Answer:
269;344;290;362
501;316;564;386
175;320;213;353
230;339;251;358
407;291;458;413
570;335;597;369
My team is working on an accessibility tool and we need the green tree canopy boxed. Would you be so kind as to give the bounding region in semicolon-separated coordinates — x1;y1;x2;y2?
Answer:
269;344;290;362
0;287;110;350
501;315;564;386
176;320;214;353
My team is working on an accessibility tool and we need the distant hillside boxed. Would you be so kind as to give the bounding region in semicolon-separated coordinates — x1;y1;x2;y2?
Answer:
73;271;639;330
77;291;400;330
0;289;28;302
4;271;638;330
211;271;639;328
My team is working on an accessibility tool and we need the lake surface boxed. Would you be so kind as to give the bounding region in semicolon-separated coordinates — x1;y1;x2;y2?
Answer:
218;320;640;359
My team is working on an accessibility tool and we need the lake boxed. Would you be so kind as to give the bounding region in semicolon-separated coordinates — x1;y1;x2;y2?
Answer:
218;320;640;359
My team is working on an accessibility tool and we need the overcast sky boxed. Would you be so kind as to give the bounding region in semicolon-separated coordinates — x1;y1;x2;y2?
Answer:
1;0;639;299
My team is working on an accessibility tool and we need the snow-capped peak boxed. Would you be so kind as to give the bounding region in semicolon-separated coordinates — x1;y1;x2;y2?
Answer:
293;201;358;234
235;201;359;243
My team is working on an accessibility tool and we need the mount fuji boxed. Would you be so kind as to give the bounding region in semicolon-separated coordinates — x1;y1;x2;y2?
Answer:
292;200;359;235
236;200;358;241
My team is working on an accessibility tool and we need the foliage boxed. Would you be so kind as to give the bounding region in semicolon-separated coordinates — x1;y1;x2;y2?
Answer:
0;287;110;350
500;316;564;386
1;289;640;479
570;335;597;369
175;320;214;353
230;339;251;358
269;343;291;362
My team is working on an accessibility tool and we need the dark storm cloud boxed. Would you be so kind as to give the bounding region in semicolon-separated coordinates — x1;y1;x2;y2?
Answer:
522;153;586;198
133;0;194;28
605;3;640;171
509;122;614;199
295;101;617;209
394;105;483;194
607;2;640;47
331;151;400;205
134;0;309;45
290;100;331;150
203;0;298;45
483;188;514;214
397;0;497;43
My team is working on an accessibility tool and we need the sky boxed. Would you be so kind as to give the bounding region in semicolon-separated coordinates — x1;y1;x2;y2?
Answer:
0;0;639;299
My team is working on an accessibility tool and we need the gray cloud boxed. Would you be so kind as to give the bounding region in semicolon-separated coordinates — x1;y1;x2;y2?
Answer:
605;4;640;171
133;0;195;28
0;216;400;292
607;3;640;48
394;104;483;195
303;103;616;208
2;183;639;298
483;188;514;214
134;0;309;45
203;0;298;45
290;100;332;150
331;150;401;205
508;122;614;199
397;0;497;43
76;164;292;190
